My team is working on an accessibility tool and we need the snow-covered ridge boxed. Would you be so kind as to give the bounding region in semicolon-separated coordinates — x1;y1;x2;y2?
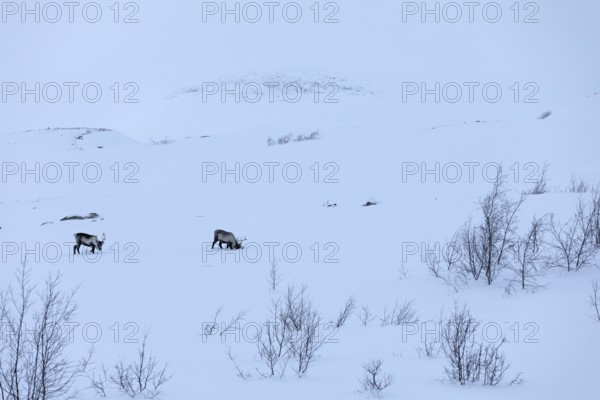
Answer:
171;72;376;102
0;127;139;151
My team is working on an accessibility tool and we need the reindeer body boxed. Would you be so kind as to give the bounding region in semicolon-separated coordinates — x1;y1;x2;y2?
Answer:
74;233;105;254
212;229;245;249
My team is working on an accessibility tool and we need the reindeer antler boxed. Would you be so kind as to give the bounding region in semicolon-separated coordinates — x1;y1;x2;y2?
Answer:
102;233;106;241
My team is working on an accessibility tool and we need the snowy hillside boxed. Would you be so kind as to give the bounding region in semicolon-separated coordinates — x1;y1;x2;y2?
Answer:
1;1;599;399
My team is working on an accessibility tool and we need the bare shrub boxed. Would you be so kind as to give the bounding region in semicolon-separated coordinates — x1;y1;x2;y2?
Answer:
589;279;600;322
202;307;222;337
295;130;320;142
0;265;91;400
256;298;293;378
441;304;479;385
110;331;172;399
267;131;320;146
202;307;247;339
150;137;174;145
567;176;589;193
281;286;323;376
357;359;394;398
226;348;252;380
267;259;282;291
424;248;466;293
267;133;292;146
479;341;510;386
357;305;376;327
509;372;525;386
380;300;418;327
526;163;550;195
417;312;444;359
256;322;287;378
443;232;463;272
334;296;356;328
454;168;525;284
426;170;524;288
548;193;600;271
290;310;322;376
441;304;511;386
506;215;548;292
231;264;354;380
416;334;441;359
256;285;324;377
425;251;444;279
233;267;353;380
423;239;467;293
398;263;409;280
88;364;109;397
281;285;310;331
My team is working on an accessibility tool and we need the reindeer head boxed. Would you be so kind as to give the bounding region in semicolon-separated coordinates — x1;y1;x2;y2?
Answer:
235;237;246;249
97;233;106;251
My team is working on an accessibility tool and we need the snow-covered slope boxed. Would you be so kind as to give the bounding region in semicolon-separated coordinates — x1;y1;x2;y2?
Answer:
1;1;599;399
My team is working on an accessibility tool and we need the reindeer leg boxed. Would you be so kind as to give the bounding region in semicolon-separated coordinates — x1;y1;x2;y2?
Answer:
91;245;95;254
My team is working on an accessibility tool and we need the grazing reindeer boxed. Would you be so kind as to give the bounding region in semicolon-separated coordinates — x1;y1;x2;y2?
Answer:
74;233;105;254
212;229;245;249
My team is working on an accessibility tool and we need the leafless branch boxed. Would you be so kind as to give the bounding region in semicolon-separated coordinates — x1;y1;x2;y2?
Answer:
220;310;248;337
357;306;376;327
334;297;356;328
380;300;419;327
268;259;282;292
357;359;394;398
506;215;548;292
525;163;550;195
226;348;251;380
589;279;600;322
202;307;222;338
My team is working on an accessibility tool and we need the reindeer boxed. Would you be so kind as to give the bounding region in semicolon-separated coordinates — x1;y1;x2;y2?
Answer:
73;233;105;254
212;229;245;249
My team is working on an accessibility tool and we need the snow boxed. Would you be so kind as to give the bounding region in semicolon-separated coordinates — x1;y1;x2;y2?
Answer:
1;1;599;399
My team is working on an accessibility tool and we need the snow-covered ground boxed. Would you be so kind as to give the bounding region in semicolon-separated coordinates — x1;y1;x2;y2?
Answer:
1;1;599;399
